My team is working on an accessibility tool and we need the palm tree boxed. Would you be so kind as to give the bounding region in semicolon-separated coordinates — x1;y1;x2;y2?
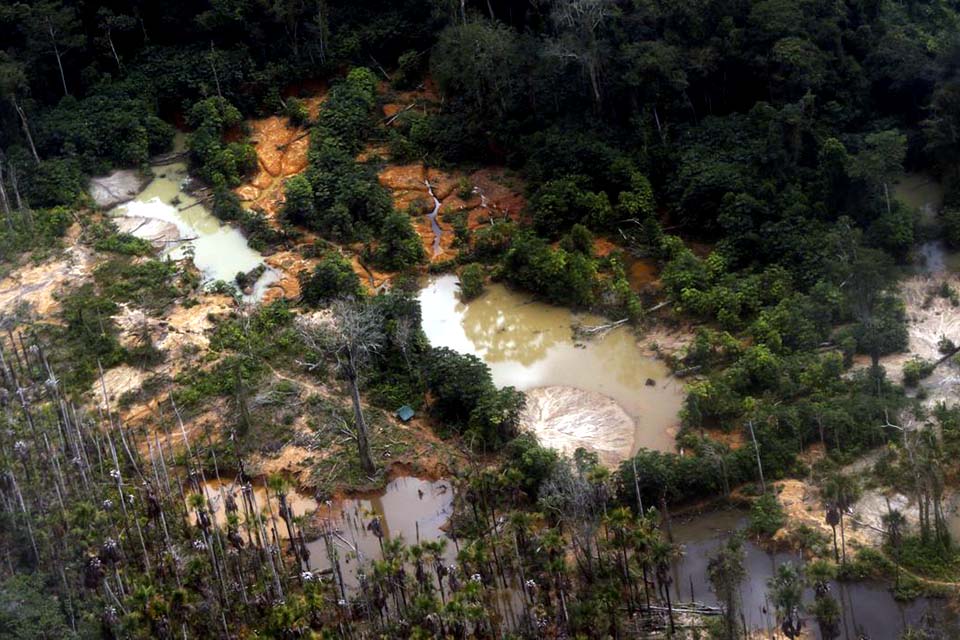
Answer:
651;538;680;634
768;562;805;639
707;534;746;640
822;472;860;564
883;508;907;588
603;506;634;605
807;560;840;640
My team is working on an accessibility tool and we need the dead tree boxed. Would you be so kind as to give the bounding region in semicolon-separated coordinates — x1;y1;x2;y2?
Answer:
297;298;385;475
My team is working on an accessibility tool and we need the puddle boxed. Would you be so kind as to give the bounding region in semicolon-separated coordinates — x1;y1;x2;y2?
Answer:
671;509;959;637
306;476;454;589
895;173;944;223
417;275;684;454
110;134;278;300
187;477;318;538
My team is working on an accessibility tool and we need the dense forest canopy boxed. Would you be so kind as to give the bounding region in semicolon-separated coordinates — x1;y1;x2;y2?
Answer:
4;0;960;638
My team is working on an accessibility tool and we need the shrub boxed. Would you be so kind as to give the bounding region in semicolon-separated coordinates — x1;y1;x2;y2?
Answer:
393;49;427;90
283;97;310;126
94;258;179;310
748;491;786;537
456;176;473;200
89;221;153;256
458;263;485;301
902;358;935;387
943;206;960;249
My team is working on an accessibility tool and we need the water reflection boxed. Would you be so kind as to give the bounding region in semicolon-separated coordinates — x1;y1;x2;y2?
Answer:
671;509;959;638
418;275;684;452
307;477;454;589
188;478;318;538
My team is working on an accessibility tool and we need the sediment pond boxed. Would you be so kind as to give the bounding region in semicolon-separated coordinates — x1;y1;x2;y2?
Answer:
109;135;278;300
418;274;685;458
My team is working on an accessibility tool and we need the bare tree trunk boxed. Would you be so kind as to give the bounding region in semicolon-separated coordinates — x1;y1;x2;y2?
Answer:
8;163;25;210
12;99;41;165
209;42;222;98
839;512;847;564
0;159;12;230
107;30;122;70
49;23;69;97
748;420;766;493
348;369;375;475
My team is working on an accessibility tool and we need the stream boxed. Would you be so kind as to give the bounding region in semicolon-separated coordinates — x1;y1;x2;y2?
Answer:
108;134;279;301
424;179;443;256
417;275;684;456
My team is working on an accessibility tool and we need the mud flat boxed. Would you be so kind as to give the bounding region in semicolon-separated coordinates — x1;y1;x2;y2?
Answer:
418;275;685;458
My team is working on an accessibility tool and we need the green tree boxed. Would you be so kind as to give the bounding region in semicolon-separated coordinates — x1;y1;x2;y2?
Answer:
299;251;362;306
458;263;485;301
372;211;426;271
298;298;385;474
281;174;315;226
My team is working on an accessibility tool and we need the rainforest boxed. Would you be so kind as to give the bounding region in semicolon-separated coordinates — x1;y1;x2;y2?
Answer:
4;0;960;638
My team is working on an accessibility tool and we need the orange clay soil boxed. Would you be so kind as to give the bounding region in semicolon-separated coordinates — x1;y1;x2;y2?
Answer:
231;76;531;297
235;91;326;222
380;76;441;121
376;162;527;265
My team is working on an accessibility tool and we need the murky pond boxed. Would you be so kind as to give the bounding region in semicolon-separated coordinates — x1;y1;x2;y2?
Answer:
306;476;454;588
895;173;960;274
671;508;959;638
188;477;319;538
110;134;278;299
418;275;684;456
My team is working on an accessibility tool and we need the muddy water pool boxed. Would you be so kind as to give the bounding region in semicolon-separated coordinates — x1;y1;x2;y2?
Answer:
895;173;960;274
187;477;319;536
305;476;454;588
110;135;278;300
417;274;685;455
671;509;958;638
